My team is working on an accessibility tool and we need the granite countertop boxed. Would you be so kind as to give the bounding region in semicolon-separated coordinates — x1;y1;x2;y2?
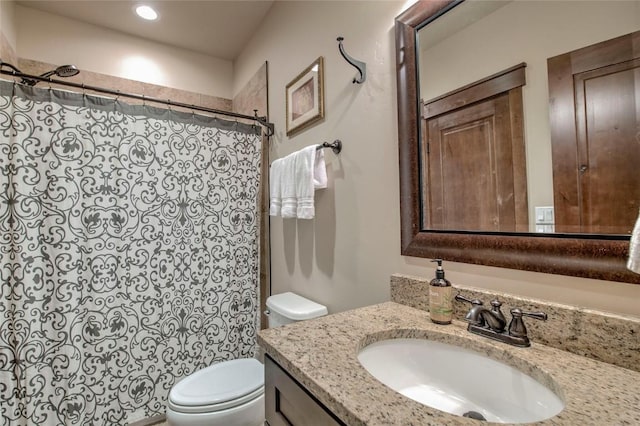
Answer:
258;302;640;425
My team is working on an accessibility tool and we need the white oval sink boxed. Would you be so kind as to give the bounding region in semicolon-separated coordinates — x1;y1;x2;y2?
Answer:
358;338;564;423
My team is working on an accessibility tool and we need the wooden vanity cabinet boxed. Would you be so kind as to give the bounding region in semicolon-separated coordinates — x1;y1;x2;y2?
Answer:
265;355;345;426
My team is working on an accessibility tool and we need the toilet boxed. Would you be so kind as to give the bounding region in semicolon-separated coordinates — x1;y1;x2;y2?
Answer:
166;292;328;426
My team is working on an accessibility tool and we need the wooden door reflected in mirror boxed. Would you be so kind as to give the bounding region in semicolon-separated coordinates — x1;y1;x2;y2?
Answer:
549;30;640;235
422;64;527;232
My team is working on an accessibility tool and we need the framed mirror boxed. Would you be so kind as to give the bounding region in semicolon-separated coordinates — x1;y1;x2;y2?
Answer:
395;0;640;284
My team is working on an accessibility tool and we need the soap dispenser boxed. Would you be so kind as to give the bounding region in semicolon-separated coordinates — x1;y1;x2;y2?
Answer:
429;259;453;324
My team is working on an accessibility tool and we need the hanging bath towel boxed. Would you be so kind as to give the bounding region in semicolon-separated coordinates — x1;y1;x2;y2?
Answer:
269;150;299;218
269;145;327;219
294;145;327;219
269;158;283;216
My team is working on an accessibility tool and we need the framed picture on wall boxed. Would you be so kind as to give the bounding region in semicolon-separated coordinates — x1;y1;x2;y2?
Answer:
286;56;324;136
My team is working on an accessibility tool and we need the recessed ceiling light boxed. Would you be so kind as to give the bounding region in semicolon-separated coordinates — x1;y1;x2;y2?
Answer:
135;5;158;21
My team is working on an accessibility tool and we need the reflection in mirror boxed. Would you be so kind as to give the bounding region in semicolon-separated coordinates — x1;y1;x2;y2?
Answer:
395;0;640;284
420;63;529;232
417;0;640;235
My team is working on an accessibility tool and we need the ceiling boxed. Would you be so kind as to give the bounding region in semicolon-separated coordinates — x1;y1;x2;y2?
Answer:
15;0;275;60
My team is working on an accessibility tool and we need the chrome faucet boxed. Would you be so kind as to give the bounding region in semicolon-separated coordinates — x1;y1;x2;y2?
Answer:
455;294;547;347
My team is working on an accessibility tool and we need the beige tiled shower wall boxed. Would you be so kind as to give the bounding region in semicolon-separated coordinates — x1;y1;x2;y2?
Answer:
233;61;268;118
1;31;17;65
13;58;233;112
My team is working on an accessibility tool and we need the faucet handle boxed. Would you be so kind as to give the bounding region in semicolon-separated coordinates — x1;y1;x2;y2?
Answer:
490;299;506;324
490;299;503;315
509;308;547;339
454;294;483;306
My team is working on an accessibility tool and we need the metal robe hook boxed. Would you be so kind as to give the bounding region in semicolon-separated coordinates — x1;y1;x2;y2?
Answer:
337;36;366;84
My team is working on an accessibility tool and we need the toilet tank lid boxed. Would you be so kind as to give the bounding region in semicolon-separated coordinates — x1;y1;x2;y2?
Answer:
266;292;328;320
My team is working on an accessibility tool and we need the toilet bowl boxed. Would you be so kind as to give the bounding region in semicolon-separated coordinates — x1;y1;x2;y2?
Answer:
167;358;264;426
166;292;328;426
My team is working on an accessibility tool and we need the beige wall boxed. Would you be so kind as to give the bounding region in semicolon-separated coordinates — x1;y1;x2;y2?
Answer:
235;0;640;317
419;0;640;230
14;4;233;99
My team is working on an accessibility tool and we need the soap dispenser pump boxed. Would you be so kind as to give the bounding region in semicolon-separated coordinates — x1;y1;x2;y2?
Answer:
429;259;453;324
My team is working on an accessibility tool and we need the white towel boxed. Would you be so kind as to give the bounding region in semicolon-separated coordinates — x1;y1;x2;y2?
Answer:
628;208;640;273
269;158;283;216
270;149;304;218
269;145;327;219
280;150;298;218
295;145;327;219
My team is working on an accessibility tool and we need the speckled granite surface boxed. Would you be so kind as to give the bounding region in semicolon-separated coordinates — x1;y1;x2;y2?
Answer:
391;273;640;373
258;302;640;426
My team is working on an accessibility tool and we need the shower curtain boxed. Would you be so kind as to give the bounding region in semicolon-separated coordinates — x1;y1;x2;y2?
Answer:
0;80;262;425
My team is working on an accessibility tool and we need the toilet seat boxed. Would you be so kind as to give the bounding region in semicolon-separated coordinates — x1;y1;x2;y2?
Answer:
169;358;264;414
168;387;264;414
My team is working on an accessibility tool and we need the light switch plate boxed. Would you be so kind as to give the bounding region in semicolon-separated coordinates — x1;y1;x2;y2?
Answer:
535;206;554;225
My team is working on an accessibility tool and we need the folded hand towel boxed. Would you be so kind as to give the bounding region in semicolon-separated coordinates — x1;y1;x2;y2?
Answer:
280;151;298;218
295;145;327;219
313;148;328;190
628;209;640;274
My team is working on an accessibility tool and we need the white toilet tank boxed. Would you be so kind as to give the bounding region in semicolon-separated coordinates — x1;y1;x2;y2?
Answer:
266;292;328;327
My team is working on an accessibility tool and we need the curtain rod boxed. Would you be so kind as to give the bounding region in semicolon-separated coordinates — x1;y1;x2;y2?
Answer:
0;65;275;137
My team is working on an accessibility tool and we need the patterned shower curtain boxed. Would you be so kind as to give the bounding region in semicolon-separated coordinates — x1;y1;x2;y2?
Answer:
0;80;262;425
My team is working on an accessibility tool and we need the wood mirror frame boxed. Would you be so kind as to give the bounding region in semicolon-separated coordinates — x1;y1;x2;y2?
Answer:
395;0;640;284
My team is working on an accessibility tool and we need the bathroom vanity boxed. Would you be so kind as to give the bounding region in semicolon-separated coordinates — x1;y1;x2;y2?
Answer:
258;276;640;425
264;356;343;425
